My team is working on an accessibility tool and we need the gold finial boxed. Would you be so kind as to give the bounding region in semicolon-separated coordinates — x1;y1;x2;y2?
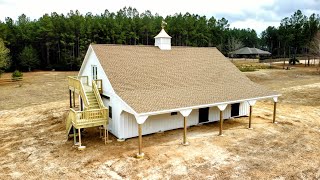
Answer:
161;20;167;29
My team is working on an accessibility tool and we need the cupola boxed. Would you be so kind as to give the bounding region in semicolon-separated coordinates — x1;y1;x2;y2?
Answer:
154;21;171;50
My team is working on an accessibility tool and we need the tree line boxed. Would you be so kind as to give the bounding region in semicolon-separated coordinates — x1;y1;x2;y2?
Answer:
261;10;320;61
0;7;319;72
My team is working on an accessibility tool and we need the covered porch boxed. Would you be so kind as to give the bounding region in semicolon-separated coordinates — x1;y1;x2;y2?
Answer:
133;96;280;158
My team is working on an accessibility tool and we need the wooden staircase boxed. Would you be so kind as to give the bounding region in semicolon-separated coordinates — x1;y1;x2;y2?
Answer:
86;91;100;109
66;76;110;149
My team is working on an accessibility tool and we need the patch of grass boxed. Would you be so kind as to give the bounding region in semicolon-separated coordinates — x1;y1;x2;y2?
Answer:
11;70;23;81
238;66;256;72
235;63;272;72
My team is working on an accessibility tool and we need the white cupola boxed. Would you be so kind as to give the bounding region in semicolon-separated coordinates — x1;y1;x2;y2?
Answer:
154;22;171;50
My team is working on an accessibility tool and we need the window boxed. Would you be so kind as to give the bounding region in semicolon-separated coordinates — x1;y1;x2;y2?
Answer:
92;65;97;80
171;112;178;116
109;106;112;118
101;94;110;99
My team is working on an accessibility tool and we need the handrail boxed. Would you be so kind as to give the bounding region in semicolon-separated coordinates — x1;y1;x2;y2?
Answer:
79;76;89;86
92;80;105;109
68;76;90;108
93;79;103;93
68;76;89;86
66;109;76;134
80;81;90;108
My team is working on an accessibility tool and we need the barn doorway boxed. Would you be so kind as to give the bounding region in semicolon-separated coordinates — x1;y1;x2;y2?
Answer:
231;103;240;117
199;107;209;123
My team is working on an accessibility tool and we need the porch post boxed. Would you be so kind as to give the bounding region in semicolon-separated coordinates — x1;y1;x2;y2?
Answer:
138;124;142;154
78;128;82;146
69;90;72;108
183;117;187;144
247;100;256;129
179;109;193;146
106;124;112;143
73;91;76;107
135;115;148;159
73;126;77;145
80;97;83;111
273;97;278;123
78;128;86;150
249;105;253;129
217;104;228;136
104;125;107;145
219;111;223;135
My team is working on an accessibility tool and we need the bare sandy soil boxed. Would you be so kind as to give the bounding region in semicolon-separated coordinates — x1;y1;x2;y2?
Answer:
0;66;320;179
0;71;76;110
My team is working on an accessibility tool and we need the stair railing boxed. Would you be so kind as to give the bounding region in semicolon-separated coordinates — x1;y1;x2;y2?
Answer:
68;76;90;109
79;81;90;109
66;108;76;135
93;79;103;93
92;80;105;109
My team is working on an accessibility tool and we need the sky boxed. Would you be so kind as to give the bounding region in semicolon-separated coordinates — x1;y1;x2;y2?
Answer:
0;0;320;35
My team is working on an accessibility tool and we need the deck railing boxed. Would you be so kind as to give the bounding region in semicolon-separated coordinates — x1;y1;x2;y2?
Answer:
68;76;90;108
66;109;75;134
92;80;105;109
69;108;108;128
93;79;103;94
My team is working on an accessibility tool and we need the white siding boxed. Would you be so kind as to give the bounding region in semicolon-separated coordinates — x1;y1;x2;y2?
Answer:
103;95;127;139
208;105;231;121
239;101;249;116
120;111;200;138
118;102;249;139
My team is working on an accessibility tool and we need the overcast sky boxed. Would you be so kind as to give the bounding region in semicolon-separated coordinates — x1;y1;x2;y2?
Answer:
1;0;320;34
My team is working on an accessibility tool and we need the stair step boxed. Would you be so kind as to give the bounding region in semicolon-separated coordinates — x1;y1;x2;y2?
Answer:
89;105;99;107
90;106;99;108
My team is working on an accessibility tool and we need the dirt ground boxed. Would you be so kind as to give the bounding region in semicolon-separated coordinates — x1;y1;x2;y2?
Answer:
0;64;320;179
0;71;77;110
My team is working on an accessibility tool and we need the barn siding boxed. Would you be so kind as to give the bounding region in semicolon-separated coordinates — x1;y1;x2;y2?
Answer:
117;102;249;139
239;101;249;116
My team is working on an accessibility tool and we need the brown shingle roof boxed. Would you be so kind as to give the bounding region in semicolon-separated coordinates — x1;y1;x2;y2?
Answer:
92;44;278;114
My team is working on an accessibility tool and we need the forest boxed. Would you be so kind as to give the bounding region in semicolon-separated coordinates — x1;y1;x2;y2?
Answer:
0;7;319;72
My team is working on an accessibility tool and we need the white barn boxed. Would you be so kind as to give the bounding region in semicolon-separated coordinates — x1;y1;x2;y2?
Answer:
75;28;280;157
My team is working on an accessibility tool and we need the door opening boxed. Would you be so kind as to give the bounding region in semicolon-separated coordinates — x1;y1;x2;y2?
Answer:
231;103;240;117
199;107;209;123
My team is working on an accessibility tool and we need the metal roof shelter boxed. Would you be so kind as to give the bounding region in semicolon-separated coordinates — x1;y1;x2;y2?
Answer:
231;47;271;55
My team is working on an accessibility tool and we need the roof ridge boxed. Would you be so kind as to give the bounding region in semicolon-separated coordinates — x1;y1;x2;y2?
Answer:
91;44;217;49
